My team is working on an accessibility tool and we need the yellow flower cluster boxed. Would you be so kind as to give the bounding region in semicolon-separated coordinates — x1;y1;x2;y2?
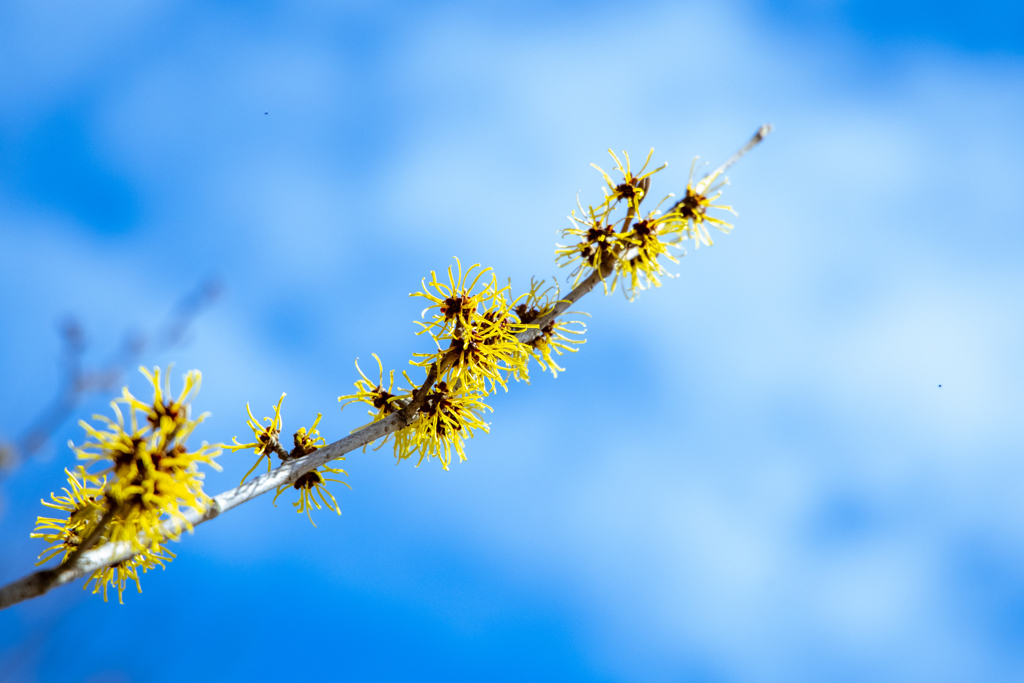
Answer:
411;260;533;392
228;393;286;481
340;260;587;469
227;394;349;525
513;278;587;378
31;366;219;602
31;467;107;565
556;149;736;300
339;354;413;456
272;461;349;527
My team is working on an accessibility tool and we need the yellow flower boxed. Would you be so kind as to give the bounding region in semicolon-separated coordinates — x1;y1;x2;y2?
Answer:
102;441;218;542
31;468;107;565
512;277;559;325
292;413;327;456
412;257;499;340
662;160;736;247
273;457;350;526
228;394;286;482
556;201;620;287
558;148;724;300
74;401;146;475
613;207;687;300
410;259;533;397
466;303;533;387
403;380;491;469
528;323;586;377
514;278;587;377
339;355;412;453
339;354;404;419
591;148;666;212
413;292;532;395
31;467;177;604
84;543;174;604
72;367;220;544
119;365;202;440
247;409;350;526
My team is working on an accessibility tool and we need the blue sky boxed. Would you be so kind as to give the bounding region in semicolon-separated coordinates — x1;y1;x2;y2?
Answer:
1;1;1023;681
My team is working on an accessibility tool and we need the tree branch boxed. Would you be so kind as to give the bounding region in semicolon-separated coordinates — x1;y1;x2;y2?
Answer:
0;126;771;610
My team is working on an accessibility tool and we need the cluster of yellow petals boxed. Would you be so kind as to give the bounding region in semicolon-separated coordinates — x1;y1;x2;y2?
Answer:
76;367;219;540
402;381;492;468
31;467;106;565
592;148;666;213
411;260;533;393
227;393;285;481
340;260;587;469
557;149;736;300
667;162;736;248
84;540;175;603
273;462;350;526
514;278;587;378
228;394;349;525
340;355;404;422
32;366;219;602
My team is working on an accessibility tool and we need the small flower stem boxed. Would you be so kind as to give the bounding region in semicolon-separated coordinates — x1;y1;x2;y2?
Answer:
271;443;292;461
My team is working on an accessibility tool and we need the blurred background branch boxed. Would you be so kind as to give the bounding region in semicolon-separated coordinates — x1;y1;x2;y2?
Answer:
0;278;222;477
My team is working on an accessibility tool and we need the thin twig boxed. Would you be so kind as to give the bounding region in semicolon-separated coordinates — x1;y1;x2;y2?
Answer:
709;124;772;178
